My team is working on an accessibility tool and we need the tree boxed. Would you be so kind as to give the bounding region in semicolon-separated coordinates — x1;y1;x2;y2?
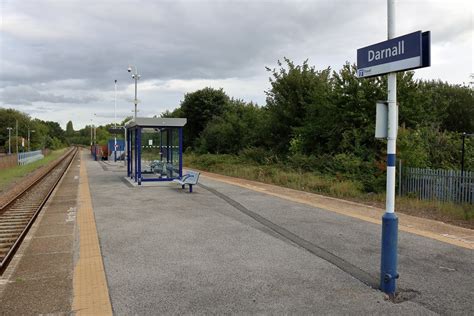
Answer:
0;108;31;152
66;120;75;136
0;108;68;152
440;83;474;133
178;87;230;148
264;58;332;154
326;63;386;158
196;100;267;154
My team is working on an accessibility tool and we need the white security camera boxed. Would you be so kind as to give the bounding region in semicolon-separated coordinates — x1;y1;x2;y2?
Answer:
127;66;132;72
132;75;135;79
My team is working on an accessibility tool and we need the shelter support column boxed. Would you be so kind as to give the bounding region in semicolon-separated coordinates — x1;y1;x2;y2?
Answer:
127;129;131;177
137;127;142;185
134;129;138;182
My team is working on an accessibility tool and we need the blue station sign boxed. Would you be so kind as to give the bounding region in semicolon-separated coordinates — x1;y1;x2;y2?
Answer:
357;31;430;78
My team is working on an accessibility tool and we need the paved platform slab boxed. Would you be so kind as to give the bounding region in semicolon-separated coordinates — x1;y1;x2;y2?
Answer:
88;159;472;314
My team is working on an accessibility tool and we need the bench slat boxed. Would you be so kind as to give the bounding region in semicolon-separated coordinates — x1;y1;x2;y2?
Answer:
182;171;199;185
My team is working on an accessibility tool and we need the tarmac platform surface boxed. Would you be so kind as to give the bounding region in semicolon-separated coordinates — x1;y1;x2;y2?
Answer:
1;150;472;315
90;157;473;314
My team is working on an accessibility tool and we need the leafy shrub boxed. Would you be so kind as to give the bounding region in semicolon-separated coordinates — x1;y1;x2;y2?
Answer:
239;147;279;165
287;153;318;172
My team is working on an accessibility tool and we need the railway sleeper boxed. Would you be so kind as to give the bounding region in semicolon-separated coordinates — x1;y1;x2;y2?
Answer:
0;220;30;225
4;208;37;211
2;212;37;216
0;227;23;232
0;238;19;243
0;237;17;243
0;245;14;253
0;225;29;230
0;218;30;223
0;215;31;219
0;233;20;239
9;204;41;208
0;214;32;219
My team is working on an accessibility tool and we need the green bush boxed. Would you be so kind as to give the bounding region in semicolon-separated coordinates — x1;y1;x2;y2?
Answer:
185;152;240;170
287;153;318;172
239;147;279;165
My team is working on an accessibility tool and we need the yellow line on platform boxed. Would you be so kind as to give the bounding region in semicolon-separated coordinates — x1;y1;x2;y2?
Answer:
73;150;113;315
198;170;473;250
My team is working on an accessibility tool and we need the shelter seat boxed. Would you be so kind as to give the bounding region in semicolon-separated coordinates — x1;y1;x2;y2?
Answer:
172;171;200;193
150;160;165;175
166;163;179;178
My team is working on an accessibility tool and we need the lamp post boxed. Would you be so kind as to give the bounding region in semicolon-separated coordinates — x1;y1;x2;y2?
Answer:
15;120;18;154
90;119;93;146
7;127;12;155
127;65;141;121
27;128;35;152
93;113;97;144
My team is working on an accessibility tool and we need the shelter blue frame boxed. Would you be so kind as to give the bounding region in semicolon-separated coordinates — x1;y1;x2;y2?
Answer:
125;117;187;185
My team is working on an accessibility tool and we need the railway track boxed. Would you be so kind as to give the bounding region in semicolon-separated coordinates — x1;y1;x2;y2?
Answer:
0;147;78;271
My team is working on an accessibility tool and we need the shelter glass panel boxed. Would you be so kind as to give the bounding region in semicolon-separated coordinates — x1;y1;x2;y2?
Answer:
140;128;165;179
170;128;180;178
136;127;181;180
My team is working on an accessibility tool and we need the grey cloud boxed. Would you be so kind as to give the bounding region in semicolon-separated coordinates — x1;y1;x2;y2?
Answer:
0;0;471;128
0;85;98;105
1;0;382;89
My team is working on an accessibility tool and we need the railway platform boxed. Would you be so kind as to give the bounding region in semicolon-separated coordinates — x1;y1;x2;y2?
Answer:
0;148;472;314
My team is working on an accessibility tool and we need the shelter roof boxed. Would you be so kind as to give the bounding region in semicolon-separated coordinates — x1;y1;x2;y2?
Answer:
125;117;187;128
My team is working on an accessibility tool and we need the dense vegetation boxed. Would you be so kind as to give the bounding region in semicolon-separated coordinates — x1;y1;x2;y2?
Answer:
164;60;473;194
0;108;67;152
0;109;128;152
63;119;128;147
2;59;472;195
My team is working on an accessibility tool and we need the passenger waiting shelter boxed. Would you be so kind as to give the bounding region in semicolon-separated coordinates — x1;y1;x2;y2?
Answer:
126;117;187;185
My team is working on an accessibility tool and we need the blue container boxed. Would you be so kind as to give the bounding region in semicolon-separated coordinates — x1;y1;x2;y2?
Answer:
108;139;125;153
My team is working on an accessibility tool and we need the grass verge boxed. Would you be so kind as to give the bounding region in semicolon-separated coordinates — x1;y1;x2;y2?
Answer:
185;153;473;229
0;148;67;193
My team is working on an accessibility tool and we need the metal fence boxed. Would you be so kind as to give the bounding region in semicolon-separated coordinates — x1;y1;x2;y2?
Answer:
401;167;474;204
18;150;44;166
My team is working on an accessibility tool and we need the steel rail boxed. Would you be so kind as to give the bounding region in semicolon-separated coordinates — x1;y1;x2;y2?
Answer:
0;147;76;212
0;147;78;272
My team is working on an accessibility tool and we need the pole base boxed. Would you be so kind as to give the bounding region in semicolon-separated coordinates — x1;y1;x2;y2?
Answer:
380;212;399;294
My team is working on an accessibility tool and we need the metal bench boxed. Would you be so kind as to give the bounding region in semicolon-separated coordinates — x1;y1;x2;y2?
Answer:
172;171;200;193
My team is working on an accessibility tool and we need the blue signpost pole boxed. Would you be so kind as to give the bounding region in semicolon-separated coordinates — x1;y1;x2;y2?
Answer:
380;0;399;295
179;128;183;178
357;1;430;295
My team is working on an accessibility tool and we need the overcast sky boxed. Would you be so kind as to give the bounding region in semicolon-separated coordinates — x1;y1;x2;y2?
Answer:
1;0;472;129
